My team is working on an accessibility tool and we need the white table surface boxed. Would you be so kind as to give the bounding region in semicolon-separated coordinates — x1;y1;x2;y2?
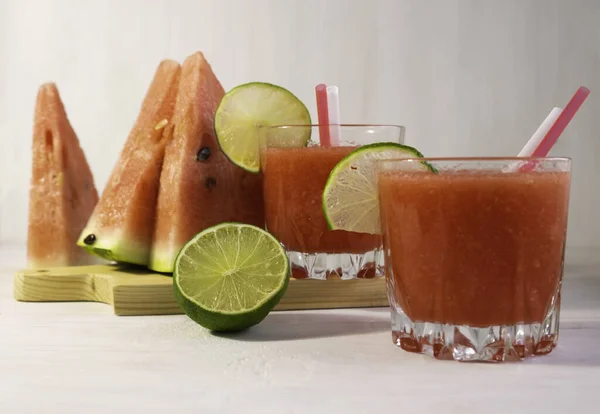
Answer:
1;245;599;413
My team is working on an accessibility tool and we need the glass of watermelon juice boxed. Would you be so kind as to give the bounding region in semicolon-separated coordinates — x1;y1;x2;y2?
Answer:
377;157;572;361
258;124;405;279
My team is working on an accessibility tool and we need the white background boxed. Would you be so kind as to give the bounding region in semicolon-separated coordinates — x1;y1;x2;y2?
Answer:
1;0;599;250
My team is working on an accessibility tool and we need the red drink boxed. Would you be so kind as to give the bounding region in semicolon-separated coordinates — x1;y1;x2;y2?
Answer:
378;158;571;361
258;124;405;279
262;146;380;254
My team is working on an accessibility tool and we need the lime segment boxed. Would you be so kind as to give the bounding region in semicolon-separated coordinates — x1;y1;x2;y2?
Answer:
322;143;432;235
174;223;290;332
214;82;311;173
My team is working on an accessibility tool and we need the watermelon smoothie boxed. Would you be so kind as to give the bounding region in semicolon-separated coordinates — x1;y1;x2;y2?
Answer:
377;157;572;362
262;146;378;252
259;125;405;279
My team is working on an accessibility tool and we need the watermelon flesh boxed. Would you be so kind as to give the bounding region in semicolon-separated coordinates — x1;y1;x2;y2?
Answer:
77;60;181;265
27;83;99;268
149;51;264;273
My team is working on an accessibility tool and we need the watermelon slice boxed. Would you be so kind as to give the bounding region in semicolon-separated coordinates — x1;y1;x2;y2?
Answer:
27;83;99;267
77;60;181;265
149;51;264;273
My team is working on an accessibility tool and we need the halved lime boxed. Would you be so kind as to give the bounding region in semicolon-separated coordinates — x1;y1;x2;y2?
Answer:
173;223;290;332
214;82;311;173
322;143;433;235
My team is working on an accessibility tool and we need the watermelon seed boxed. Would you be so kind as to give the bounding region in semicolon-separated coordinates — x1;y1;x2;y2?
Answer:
83;234;96;245
205;177;217;190
197;147;211;161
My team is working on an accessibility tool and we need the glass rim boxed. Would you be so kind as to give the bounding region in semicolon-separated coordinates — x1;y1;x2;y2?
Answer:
377;156;572;163
257;123;406;130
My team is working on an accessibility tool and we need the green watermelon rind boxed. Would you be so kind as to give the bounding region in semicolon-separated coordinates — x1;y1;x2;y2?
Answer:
76;231;149;266
148;250;176;274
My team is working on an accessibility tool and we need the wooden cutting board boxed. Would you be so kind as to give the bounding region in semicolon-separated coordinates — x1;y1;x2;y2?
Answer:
13;265;389;316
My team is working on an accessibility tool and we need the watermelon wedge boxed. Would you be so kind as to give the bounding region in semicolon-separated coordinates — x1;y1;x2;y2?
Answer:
149;51;264;273
27;83;99;267
77;60;181;265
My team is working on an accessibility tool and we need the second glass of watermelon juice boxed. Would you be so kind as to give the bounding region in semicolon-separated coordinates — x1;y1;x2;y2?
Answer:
377;157;572;361
259;124;405;279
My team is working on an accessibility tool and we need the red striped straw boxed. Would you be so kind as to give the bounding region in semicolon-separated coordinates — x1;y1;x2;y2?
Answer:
531;86;590;157
315;84;331;147
517;86;590;172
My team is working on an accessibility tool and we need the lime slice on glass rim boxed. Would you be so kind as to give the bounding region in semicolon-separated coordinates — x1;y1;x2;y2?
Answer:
173;223;290;332
322;143;435;235
214;82;312;173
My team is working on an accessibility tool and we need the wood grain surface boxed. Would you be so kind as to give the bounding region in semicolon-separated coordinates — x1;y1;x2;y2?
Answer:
13;265;389;315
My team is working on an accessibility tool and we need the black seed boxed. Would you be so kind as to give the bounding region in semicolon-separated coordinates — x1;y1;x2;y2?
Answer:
205;177;217;190
83;234;96;245
197;147;211;161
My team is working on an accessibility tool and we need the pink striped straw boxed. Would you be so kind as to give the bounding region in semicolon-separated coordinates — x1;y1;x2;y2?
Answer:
530;86;590;157
516;86;590;172
315;84;331;147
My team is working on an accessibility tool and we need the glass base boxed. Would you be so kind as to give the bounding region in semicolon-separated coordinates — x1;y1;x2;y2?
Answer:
390;297;560;362
288;249;384;280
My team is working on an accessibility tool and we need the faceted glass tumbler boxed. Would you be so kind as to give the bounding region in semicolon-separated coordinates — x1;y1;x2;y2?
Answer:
377;157;572;361
259;124;405;279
